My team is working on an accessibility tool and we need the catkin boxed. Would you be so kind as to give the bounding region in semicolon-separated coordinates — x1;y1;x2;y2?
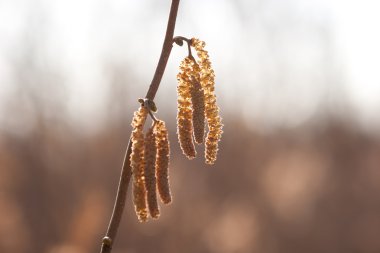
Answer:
144;125;160;219
130;106;149;222
154;120;172;204
177;57;197;159
191;38;223;164
190;68;205;144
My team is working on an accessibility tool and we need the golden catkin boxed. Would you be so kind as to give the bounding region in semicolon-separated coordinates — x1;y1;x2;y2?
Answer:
144;125;160;219
154;120;172;204
191;38;223;164
177;57;197;159
130;106;149;222
190;75;205;144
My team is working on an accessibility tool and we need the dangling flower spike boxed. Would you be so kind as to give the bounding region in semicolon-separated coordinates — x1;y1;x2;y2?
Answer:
101;3;225;251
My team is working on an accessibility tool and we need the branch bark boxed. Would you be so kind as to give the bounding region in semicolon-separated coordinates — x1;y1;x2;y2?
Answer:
100;1;180;252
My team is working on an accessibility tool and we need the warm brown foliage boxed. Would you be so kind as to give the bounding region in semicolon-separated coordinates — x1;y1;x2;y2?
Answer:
2;117;380;253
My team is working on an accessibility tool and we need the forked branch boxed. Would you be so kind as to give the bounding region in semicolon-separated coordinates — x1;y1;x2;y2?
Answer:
100;1;180;252
173;36;193;57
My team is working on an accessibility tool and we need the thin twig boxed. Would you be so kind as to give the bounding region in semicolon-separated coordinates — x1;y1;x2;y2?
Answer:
100;1;180;253
145;1;180;101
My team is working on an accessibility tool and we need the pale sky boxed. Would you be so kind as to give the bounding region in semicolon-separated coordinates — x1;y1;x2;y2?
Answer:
0;0;379;134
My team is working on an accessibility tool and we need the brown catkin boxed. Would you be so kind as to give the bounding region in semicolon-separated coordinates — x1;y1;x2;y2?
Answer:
130;106;149;222
154;120;172;204
191;38;223;164
177;57;197;159
144;125;160;219
190;66;205;144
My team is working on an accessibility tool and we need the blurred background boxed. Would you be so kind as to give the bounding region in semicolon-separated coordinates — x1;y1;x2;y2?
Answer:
1;0;380;252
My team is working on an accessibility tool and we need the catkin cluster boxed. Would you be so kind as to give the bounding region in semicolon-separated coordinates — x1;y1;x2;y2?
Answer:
130;108;171;222
176;38;223;164
128;37;222;222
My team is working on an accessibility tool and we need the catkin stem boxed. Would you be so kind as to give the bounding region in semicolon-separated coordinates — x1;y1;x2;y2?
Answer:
173;36;193;57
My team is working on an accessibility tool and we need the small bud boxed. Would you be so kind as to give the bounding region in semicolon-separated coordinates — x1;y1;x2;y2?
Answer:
102;236;112;247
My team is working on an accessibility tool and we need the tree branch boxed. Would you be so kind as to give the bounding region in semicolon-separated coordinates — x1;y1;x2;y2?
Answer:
146;0;180;101
100;1;180;252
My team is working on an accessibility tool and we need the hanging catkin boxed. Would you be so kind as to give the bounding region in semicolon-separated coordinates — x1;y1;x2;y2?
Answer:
191;38;223;164
190;63;205;144
144;125;160;219
177;57;197;159
154;120;172;204
130;106;149;222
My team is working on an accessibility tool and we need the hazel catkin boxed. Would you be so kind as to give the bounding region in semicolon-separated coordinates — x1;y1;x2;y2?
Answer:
191;38;223;164
190;71;205;144
144;125;160;219
154;120;172;204
177;57;197;159
130;106;149;222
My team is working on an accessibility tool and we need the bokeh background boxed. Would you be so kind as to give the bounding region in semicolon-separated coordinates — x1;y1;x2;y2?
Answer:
1;0;380;252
